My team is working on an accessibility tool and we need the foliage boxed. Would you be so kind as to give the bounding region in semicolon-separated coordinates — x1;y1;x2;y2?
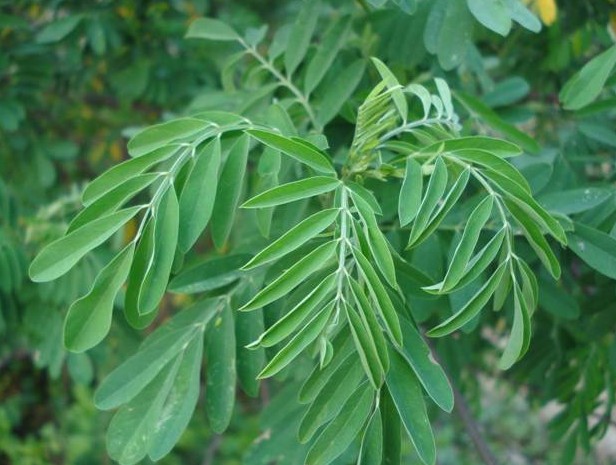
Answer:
2;1;616;464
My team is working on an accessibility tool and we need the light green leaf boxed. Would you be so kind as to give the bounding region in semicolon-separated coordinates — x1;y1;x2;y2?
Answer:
107;356;181;465
82;146;177;205
247;130;335;174
206;302;236;433
211;134;249;249
399;158;423;227
242;176;340;208
346;182;382;215
36;15;82;43
316;59;366;126
304;16;351;95
128;118;212;158
427;260;508;337
452;149;531;193
386;348;435;465
351;192;397;287
64;243;135;352
344;301;384;390
568;222;616;280
397;317;453;412
168;254;249;294
178;138;221;252
560;45;616;110
29;206;143;283
148;336;203;460
353;247;403;346
138;187;179;314
440;196;494;292
252;272;336;348
305;382;374;465
284;0;321;76
434;78;454;119
348;275;390;372
70;173;160;233
371;57;408;122
506;200;561;279
498;281;530;369
241;241;337;311
358;409;383;465
407;156;447;247
243;208;339;270
505;0;541;33
298;355;364;443
185;17;240;41
467;0;512;36
258;300;334;379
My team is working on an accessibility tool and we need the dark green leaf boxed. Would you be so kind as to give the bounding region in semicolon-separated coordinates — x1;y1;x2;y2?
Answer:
568;222;616;279
185;17;240;41
284;0;321;76
168;254;249;294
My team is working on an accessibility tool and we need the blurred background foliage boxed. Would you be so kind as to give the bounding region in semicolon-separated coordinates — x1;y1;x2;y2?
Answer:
1;0;616;464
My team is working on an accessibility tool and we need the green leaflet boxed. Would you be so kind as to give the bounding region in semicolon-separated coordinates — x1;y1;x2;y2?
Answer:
538;187;612;215
409;167;470;248
36;15;82;43
148;336;203;460
353;247;403;346
178;138;221;252
240;240;337;311
434;77;454;119
351;192;397;288
284;0;321;76
304;382;374;465
439;195;494;293
246;129;335;174
211;134;250;249
358;408;383;465
506;199;561;279
185;17;240;41
63;243;135;352
407;156;447;247
397;317;453;412
346;181;382;215
427;259;508;337
567;222;616;280
304;16;351;95
399;158;423;226
371;57;407;122
94;326;200;410
316;59;366;127
347;275;390;373
467;0;511;36
560;45;616;110
386;348;435;465
168;254;249;294
107;355;182;465
252;272;336;348
82;146;178;205
344;301;384;390
71;173;160;232
498;281;531;370
127;118;213;157
299;329;354;403
243;208;339;270
451;149;531;193
298;355;364;443
258;300;334;379
243;176;340;208
29;205;143;283
206;302;236;433
435;136;522;158
517;259;538;313
138;186;179;315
